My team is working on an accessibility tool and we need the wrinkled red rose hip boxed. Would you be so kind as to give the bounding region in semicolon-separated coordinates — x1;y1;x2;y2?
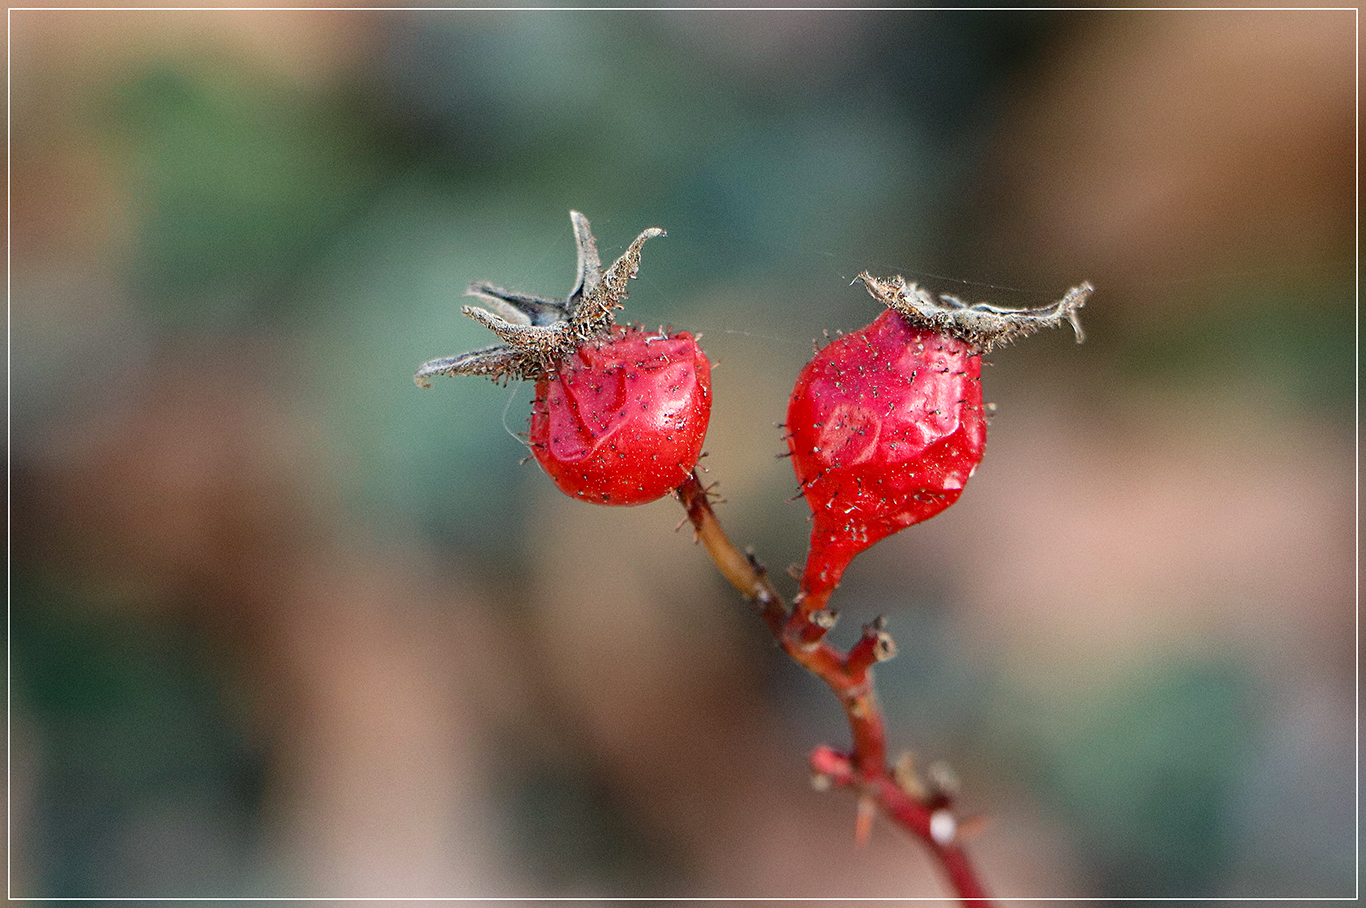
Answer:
415;212;713;506
531;325;711;505
786;274;1090;603
787;309;986;594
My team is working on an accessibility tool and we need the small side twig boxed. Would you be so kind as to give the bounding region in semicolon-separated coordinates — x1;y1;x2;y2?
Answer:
675;471;992;905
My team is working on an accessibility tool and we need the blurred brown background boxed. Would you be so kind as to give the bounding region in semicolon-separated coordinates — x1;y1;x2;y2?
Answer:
9;7;1355;899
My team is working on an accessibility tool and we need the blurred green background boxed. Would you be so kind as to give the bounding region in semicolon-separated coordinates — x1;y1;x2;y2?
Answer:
9;8;1355;899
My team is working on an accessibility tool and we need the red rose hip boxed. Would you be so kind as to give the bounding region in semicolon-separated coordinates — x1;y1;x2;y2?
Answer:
415;212;712;506
788;308;986;594
530;325;711;505
787;274;1091;607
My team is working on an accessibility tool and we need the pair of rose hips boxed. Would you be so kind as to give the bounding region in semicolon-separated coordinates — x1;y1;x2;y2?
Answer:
416;212;1090;595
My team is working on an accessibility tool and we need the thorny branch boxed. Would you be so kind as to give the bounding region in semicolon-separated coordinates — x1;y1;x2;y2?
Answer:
676;470;992;905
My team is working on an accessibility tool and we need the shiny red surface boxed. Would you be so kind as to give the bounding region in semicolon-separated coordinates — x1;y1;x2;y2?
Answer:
787;309;986;593
530;326;712;505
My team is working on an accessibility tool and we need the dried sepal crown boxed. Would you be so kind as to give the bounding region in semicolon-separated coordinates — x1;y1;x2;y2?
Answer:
858;272;1092;353
415;212;664;387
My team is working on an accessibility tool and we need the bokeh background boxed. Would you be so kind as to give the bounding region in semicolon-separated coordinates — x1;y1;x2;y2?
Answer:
9;7;1355;899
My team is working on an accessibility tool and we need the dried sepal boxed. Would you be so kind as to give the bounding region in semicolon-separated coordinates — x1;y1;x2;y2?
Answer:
413;344;528;387
567;225;665;340
465;281;567;327
414;212;664;387
461;305;575;358
568;210;602;300
858;272;1091;353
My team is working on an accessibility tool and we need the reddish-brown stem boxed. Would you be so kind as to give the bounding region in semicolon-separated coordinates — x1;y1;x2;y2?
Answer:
811;747;990;901
677;473;786;637
676;471;992;905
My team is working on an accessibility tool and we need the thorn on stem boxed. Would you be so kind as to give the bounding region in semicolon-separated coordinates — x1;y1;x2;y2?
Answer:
894;751;928;802
863;617;897;662
957;814;991;841
927;761;961;800
811;608;839;631
854;793;876;846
